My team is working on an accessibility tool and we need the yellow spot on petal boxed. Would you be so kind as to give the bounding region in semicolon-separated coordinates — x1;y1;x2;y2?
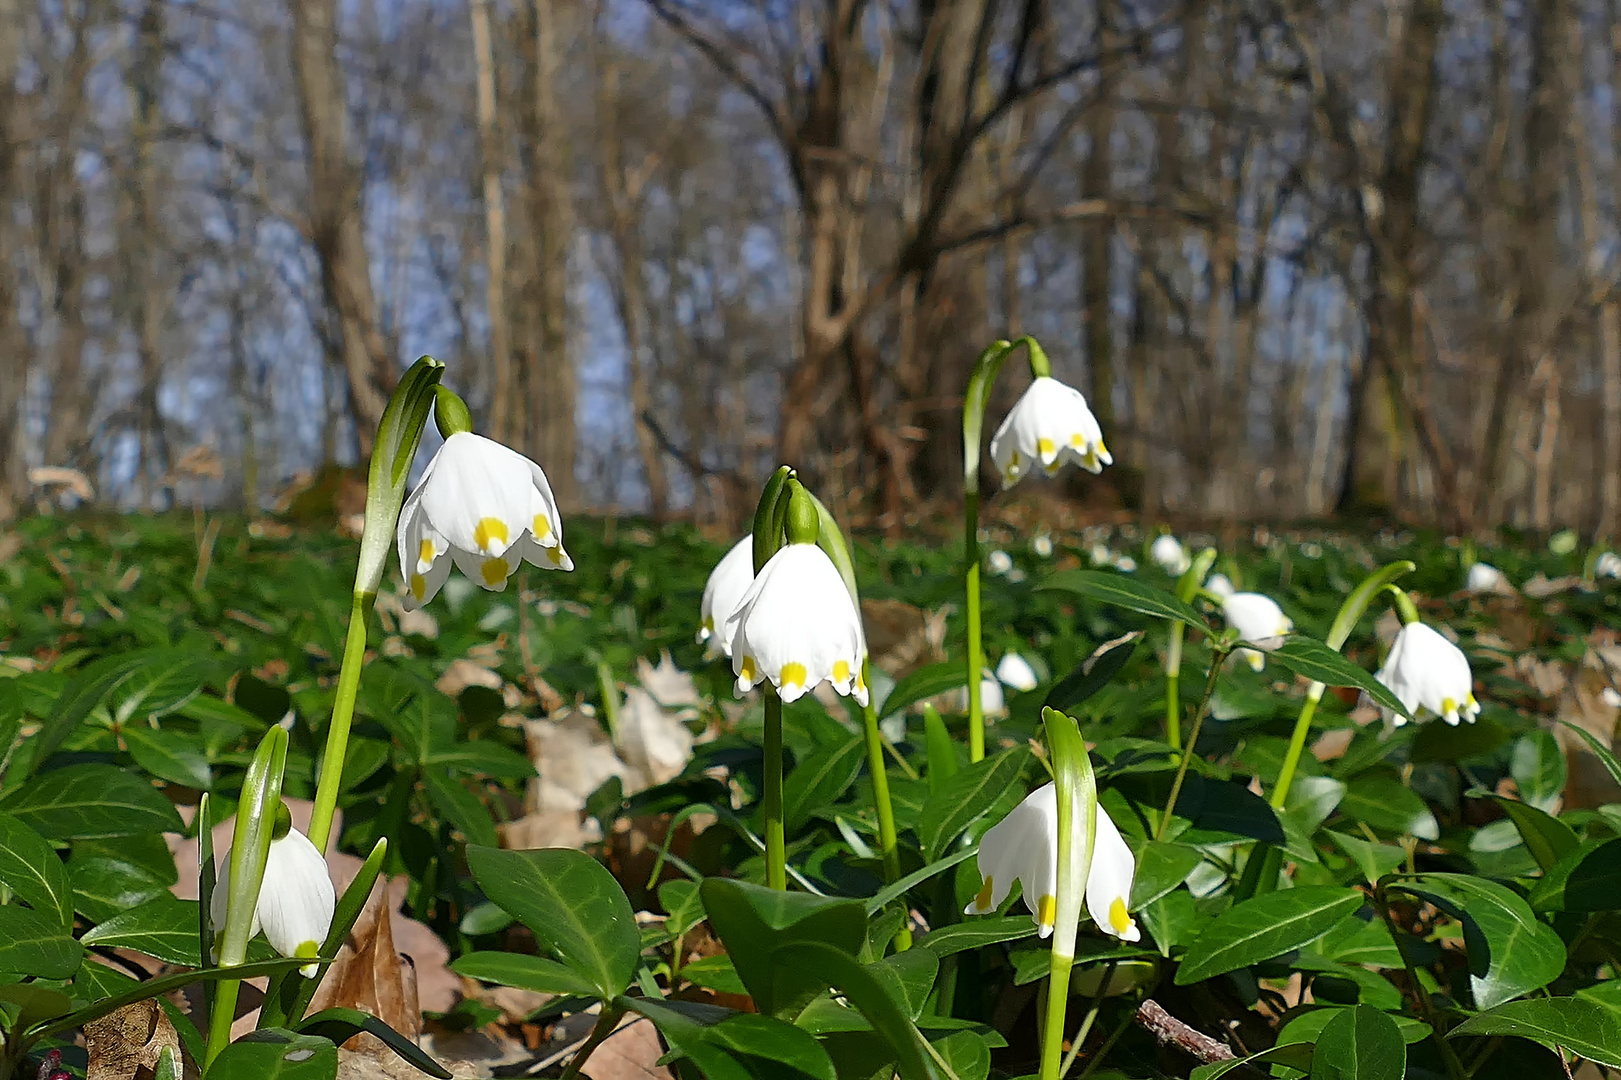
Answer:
1466;693;1478;707
739;655;758;684
410;573;426;600
546;545;564;566
1037;894;1057;929
703;615;714;633
1096;439;1109;458
832;659;851;685
1070;433;1086;447
780;661;807;689
1082;451;1099;471
1009;450;1022;468
473;517;509;553
1109;897;1132;935
854;665;867;692
1037;437;1056;458
533;512;551;541
419;538;435;565
480;558;508;587
1441;697;1457;716
973;877;994;912
1246;651;1265;672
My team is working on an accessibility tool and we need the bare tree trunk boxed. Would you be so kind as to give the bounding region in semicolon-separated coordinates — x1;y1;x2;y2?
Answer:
596;34;667;519
291;0;394;459
469;0;513;444
0;0;23;514
522;0;577;507
131;0;170;508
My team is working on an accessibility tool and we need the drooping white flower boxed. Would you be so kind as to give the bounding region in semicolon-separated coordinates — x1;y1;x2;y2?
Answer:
1375;621;1480;727
965;782;1139;943
1031;534;1054;558
989;377;1111;487
1466;562;1506;594
1150;535;1191;575
212;827;336;978
1089;544;1114;567
396;432;571;609
957;670;1007;717
1598;552;1621;579
1206;573;1235;598
1221;592;1292;672
727;543;868;706
698;537;754;656
987;549;1014;576
1113;555;1137;573
996;652;1040;692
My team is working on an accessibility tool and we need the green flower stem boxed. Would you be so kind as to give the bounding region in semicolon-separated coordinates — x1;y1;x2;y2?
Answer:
764;689;787;891
1040;707;1097;1080
559;1004;626;1080
859;660;906;946
1156;646;1228;841
1270;560;1415;810
308;590;373;854
206;726;289;1067
1164;550;1217;750
961;339;1016;763
1385;583;1421;625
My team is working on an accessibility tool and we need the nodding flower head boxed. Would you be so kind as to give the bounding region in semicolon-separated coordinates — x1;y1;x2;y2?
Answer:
727;542;869;707
989;377;1111;487
698;537;755;657
1376;621;1480;727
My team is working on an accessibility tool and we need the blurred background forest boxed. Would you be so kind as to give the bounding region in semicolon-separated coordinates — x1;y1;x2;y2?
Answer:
0;0;1616;536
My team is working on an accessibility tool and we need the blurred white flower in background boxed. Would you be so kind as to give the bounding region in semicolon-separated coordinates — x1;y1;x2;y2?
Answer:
996;652;1040;692
1150;535;1191;575
1220;592;1293;672
988;549;1014;576
1375;622;1480;727
1466;562;1507;594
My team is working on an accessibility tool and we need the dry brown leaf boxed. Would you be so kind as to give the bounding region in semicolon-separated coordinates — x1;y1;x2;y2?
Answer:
576;1016;673;1080
308;876;420;1053
85;999;194;1080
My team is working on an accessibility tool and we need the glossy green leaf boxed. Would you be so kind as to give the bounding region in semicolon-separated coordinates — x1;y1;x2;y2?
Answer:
421;770;499;849
660;878;707;938
917;745;1032;860
630;997;839;1080
782;734;865;832
123;727;213;790
1;763;185;838
870;948;938;1020
1175;887;1365;985
1389;873;1566;1010
1043;632;1141;713
449;952;599;998
920;917;1037;957
1557;719;1621;789
204;1028;337;1079
83;896;202;966
1449;997;1621;1069
1510;731;1566;813
1491;796;1578;873
1529;837;1621;913
700;877;866;1017
1324;831;1406;886
1039;570;1207;629
1267;637;1410;721
1130;842;1204;909
922;705;958;795
464;845;638;1000
1338;774;1438;840
26;653;152;778
1191;1043;1315;1080
1309;1004;1405;1080
930;1029;991;1080
880;661;968;721
862;846;979;915
775;941;943;1080
0;810;74;928
297;1008;451;1078
0;904;83;979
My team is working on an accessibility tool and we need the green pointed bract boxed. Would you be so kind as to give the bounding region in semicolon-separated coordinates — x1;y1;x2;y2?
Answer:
355;355;446;597
433;385;473;438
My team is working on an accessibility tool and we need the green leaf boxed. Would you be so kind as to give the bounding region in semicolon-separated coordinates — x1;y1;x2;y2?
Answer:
1389;874;1566;1010
1490;796;1578;873
1;763;184;838
421;771;499;849
775;941;943;1080
1449;997;1621;1069
700;877;867;1017
1510;731;1566;813
683;953;749;995
27;654;152;777
421;743;536;778
660;878;707;939
204;1028;337;1079
1310;1004;1405;1080
923;706;958;795
297;1008;452;1079
83;897;202;966
1266;638;1410;722
1338;774;1438;840
1529;837;1621;914
1130;842;1204;909
0;983;74;1030
862;846;980;916
1175;887;1366;985
1191;1043;1315;1080
123;726;214;790
0;904;83;979
880;661;968;721
1410;714;1509;763
917;745;1032;861
464;846;638;1000
448;952;600;998
1557;719;1621;789
1325;832;1406;887
920;917;1037;958
930;1029;991;1080
870;948;939;1020
1043;632;1142;714
630;997;839;1080
782;734;865;832
1039;570;1207;630
0;810;74;928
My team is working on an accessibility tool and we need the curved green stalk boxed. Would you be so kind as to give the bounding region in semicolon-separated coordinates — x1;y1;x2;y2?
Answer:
1039;707;1097;1080
308;591;372;854
1269;561;1416;809
1164;549;1217;749
1157;643;1229;841
206;726;289;1067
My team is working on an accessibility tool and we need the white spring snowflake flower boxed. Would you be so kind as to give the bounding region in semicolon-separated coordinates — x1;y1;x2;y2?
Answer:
989;377;1111;487
727;543;869;706
1376;622;1480;727
1221;592;1292;672
212;827;335;978
698;537;754;657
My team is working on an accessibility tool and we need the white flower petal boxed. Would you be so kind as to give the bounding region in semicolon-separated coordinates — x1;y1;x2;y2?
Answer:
996;653;1040;692
1085;807;1140;942
729;544;868;706
700;538;756;655
989;377;1110;488
1375;622;1477;727
258;829;336;978
1222;593;1292;648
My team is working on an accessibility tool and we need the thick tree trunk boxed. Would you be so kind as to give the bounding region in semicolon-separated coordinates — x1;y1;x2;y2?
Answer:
469;0;513;445
291;0;393;459
131;0;169;507
0;0;22;514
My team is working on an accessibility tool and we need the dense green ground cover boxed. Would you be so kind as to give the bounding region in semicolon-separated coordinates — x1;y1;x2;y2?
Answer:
2;513;1621;1078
